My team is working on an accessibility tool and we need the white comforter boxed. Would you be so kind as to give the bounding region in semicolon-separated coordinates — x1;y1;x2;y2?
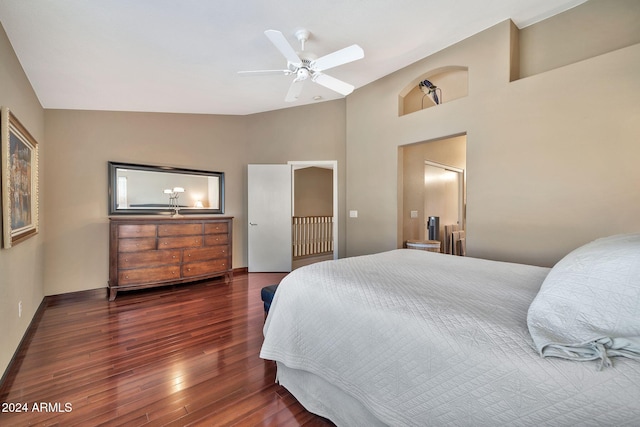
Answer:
261;250;640;426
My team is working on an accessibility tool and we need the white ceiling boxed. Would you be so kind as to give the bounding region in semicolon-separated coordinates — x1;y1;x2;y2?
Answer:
0;0;586;116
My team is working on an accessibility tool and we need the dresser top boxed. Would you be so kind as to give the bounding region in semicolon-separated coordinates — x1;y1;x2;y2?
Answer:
109;216;233;222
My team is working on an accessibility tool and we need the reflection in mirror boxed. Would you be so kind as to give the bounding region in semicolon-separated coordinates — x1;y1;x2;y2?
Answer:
108;162;224;215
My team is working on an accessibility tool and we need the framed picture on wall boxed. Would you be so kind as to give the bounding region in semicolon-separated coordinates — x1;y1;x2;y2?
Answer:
1;107;39;248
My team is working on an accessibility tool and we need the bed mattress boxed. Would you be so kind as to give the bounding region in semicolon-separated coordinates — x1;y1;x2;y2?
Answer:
260;249;640;426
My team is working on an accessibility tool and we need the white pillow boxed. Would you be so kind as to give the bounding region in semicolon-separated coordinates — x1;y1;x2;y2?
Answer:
527;233;640;369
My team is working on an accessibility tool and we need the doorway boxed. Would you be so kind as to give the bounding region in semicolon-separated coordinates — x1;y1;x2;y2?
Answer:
400;134;466;250
291;162;336;269
247;161;338;272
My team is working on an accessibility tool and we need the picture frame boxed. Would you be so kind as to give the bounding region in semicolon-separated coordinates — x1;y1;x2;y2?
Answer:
1;107;39;248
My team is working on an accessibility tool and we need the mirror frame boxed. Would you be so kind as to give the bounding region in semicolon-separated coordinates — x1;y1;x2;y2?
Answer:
108;161;225;215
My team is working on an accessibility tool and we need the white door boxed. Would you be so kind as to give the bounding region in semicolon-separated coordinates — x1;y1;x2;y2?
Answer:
248;164;292;272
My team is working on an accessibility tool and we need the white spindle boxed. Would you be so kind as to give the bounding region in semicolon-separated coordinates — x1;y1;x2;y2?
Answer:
292;216;333;259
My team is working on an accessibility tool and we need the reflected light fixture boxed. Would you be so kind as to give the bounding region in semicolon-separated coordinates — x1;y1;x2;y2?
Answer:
164;187;185;217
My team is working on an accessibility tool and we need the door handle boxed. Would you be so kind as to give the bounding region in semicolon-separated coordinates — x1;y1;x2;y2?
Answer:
249;222;258;226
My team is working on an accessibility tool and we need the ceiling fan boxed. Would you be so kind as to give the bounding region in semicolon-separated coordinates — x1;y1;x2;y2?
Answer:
238;29;364;102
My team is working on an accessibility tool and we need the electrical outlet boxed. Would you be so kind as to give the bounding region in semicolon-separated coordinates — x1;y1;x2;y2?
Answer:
18;300;22;318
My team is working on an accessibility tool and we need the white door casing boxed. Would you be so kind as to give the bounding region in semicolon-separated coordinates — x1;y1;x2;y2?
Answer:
288;160;338;261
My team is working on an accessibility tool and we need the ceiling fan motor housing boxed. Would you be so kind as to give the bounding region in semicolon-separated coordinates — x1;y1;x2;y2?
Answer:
289;58;313;79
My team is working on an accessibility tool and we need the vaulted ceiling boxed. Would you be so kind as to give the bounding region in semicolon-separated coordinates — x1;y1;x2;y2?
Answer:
0;0;586;115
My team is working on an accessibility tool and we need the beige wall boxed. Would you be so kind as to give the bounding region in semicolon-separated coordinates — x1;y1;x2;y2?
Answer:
245;101;347;257
520;0;640;78
43;110;248;296
0;24;45;378
347;20;511;258
41;100;346;297
347;8;640;266
294;167;333;217
41;102;343;297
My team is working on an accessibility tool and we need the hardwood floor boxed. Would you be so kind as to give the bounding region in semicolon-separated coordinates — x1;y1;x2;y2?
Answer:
0;274;335;426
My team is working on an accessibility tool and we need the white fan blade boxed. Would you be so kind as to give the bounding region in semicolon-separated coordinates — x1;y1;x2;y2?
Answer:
312;45;364;71
312;73;354;96
238;70;292;76
265;30;302;66
285;78;305;102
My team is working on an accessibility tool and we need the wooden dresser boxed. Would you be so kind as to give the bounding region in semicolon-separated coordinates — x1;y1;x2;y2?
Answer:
108;216;233;301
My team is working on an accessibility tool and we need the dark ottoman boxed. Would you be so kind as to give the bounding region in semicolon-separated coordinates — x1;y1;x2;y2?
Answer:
260;284;279;315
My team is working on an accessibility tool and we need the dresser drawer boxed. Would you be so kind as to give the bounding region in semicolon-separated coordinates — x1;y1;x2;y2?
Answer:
204;234;229;246
118;224;156;238
118;238;157;252
158;223;202;237
119;250;181;269
158;236;203;249
184;246;229;262
204;222;228;235
182;259;229;278
118;265;180;285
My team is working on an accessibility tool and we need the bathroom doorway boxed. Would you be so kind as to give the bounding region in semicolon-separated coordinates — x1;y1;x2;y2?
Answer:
400;134;466;249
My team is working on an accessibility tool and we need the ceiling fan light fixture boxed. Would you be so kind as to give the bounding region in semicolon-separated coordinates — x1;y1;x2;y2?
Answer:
238;29;364;102
296;68;310;81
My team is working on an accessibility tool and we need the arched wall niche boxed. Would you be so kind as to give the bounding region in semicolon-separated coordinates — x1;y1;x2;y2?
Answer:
398;66;469;116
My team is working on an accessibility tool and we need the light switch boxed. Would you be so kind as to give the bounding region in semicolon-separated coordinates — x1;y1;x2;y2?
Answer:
410;210;418;219
349;210;358;218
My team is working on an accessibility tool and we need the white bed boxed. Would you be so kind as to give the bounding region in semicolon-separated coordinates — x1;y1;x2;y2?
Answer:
261;235;640;426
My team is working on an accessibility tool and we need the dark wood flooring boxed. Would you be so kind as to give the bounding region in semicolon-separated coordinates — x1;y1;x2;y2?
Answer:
0;273;335;426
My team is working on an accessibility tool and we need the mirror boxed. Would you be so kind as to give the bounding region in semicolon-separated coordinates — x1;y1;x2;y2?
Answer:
108;162;224;215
